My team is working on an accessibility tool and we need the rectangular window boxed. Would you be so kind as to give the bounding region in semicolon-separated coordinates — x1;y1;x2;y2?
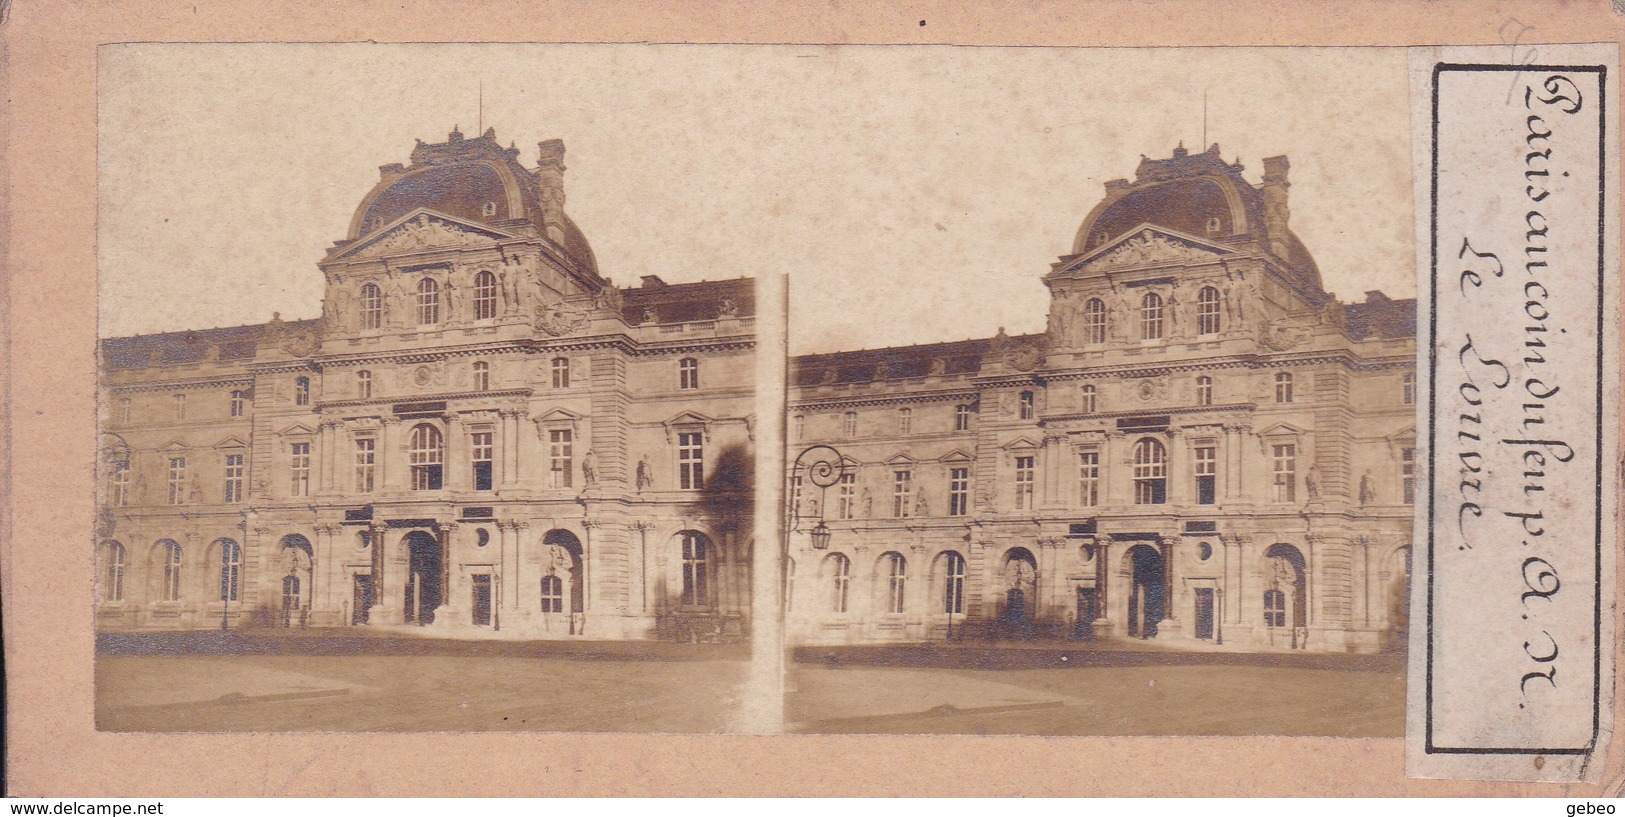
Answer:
1019;391;1035;420
551;358;570;389
1401;446;1416;504
792;414;805;442
354;438;376;493
1275;372;1294;404
173;393;186;421
948;467;970;516
1195;445;1217;505
1402;372;1415;405
1272;443;1297;503
167;457;187;505
892;470;912;518
112;460;130;507
955;403;973;432
223;453;244;504
1079;451;1100;506
678;431;704;490
290;442;311;497
471;431;494;491
837;473;855;520
842;412;858;438
1014;455;1035;511
678;358;700;390
229;390;247;417
119;398;132;425
897;407;912;435
790;474;803;519
549;429;574;489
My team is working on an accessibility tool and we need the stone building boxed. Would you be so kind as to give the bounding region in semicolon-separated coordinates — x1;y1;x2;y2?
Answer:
95;127;757;640
786;144;1416;653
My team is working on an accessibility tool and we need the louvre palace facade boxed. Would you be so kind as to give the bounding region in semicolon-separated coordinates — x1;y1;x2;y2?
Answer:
95;128;756;640
786;144;1417;654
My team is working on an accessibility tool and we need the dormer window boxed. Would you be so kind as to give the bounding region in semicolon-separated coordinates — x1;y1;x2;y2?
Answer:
1206;216;1222;234
482;201;497;217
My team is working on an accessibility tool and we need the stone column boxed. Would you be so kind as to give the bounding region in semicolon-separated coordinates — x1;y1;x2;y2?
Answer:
1159;535;1180;629
367;521;388;621
580;519;598;633
313;523;335;620
381;418;404;492
444;413;465;491
435;522;457;621
1093;535;1113;637
1102;431;1124;506
1166;427;1186;506
633;520;654;613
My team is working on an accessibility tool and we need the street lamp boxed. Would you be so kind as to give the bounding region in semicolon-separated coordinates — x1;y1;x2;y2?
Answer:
788;444;852;549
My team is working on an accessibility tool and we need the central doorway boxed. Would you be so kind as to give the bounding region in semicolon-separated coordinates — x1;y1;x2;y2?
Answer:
1125;544;1165;638
404;530;442;625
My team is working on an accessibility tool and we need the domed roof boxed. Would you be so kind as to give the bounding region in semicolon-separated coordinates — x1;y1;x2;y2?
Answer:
345;128;599;277
1071;144;1322;294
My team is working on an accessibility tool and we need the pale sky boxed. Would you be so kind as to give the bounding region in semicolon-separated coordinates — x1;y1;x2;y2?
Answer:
99;44;1414;353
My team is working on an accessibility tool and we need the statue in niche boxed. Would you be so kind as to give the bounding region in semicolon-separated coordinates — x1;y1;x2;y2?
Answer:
326;284;353;332
1306;464;1321;500
805;496;819;519
717;298;738;318
635;456;654;492
1359;473;1375;505
860;487;874;518
389;275;414;329
582;450;598;486
915;493;930;518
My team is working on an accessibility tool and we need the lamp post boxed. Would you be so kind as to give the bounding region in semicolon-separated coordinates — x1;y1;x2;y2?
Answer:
785;445;852;611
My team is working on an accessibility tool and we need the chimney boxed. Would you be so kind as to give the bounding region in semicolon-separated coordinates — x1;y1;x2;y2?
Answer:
535;139;567;218
1260;155;1291;258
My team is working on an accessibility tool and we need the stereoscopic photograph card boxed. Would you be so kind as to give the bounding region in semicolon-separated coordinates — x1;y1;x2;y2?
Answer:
3;0;1623;798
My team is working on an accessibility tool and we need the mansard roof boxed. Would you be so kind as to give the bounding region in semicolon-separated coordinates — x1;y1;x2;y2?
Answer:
620;276;755;324
340;127;599;277
100;317;321;370
791;334;1041;387
1067;143;1323;295
1344;292;1418;339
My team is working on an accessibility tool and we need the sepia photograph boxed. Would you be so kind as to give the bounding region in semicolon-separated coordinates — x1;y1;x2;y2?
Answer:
94;44;767;733
780;46;1418;737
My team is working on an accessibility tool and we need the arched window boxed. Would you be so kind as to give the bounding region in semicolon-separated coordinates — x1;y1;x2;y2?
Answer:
551;357;570;389
408;423;444;490
360;283;383;330
678;357;700;390
1080;384;1097;414
1083;298;1107;344
1275;371;1295;403
472;361;490;392
829;553;851;613
101;541;126;602
1264;589;1287;628
1196;375;1213;406
229;390;248;417
217;539;241;602
1197;286;1222;335
883;552;908;614
159;540;184;602
1018;390;1035;420
942;551;965;614
416;278;441;326
680;531;711;607
1132;437;1168;505
1140;292;1165;340
294;377;310;407
356;370;372;399
473;271;498;320
540;575;564;613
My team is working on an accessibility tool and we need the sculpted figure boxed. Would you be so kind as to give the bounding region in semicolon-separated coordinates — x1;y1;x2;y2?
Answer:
1359;473;1375;505
636;456;654;492
860;487;873;518
1305;465;1321;500
582;450;598;486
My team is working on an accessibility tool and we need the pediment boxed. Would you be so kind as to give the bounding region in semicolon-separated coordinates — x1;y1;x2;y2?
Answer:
158;440;190;453
1256;421;1309;438
884;453;917;466
534;407;583;425
940;449;975;463
277;422;316;437
1001;436;1040;451
213;436;249;449
1073;225;1234;273
334;209;517;259
663;410;715;428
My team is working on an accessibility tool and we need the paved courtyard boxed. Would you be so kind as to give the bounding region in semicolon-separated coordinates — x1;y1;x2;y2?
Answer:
788;661;1404;736
95;632;1404;736
96;632;757;733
